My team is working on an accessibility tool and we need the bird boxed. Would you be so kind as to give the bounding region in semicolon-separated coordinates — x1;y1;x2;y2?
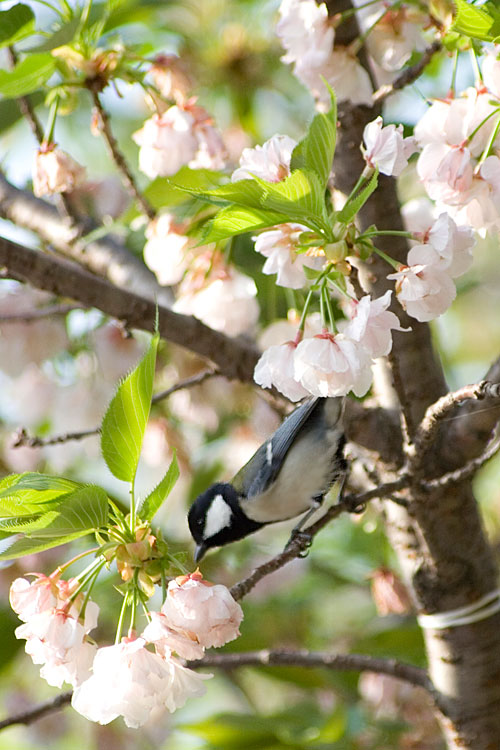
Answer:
188;397;346;562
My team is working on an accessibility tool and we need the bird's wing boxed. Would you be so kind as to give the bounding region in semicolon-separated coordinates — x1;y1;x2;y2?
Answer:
243;397;322;498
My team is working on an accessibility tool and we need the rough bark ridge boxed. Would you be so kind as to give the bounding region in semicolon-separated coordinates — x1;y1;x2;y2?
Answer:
329;1;500;746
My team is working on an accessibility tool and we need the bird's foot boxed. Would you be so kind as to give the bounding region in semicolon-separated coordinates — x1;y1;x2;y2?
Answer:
284;529;313;557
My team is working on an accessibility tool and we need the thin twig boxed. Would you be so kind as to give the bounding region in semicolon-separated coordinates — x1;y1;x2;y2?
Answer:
0;692;72;730
88;87;156;220
372;40;443;103
0;304;81;323
230;477;410;601
423;432;500;490
192;649;433;692
12;368;219;448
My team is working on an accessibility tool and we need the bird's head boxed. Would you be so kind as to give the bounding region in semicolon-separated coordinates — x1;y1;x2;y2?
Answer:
188;482;262;562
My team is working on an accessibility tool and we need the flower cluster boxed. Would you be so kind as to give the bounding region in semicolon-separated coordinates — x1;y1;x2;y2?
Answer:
387;213;475;322
415;49;500;233
362;117;417;177
255;291;405;400
133;101;226;179
276;0;372;107
11;569;243;728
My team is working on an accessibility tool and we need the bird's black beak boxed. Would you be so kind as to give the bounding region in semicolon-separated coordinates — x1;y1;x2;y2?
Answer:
194;543;207;563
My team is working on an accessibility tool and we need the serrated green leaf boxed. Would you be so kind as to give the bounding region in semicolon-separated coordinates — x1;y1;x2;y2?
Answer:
137;451;179;521
24;17;81;52
0;473;78;497
257;169;330;234
175;178;267;210
203;205;286;242
0;532;89;560
101;333;159;482
0;3;35;48
337;169;379;224
0;53;56;98
290;89;337;186
451;0;496;41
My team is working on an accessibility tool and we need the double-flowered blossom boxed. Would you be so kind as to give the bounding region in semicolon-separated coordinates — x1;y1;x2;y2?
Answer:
362;117;417;177
71;637;209;728
232;134;296;183
12;575;98;689
33;144;86;197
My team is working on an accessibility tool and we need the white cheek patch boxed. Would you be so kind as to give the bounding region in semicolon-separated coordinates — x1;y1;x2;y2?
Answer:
203;494;233;539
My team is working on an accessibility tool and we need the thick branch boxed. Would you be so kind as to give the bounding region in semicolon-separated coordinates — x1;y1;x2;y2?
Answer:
0;235;260;382
0;173;170;305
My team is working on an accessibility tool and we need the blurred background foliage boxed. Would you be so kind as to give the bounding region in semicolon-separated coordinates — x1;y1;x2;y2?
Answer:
0;0;499;747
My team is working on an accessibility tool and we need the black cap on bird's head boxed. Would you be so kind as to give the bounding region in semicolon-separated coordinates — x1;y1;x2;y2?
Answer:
188;482;263;562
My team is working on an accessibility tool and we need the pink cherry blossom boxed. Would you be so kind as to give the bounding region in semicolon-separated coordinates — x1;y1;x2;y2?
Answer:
362;117;417;176
293;332;373;397
133;107;197;178
254;224;324;289
276;0;334;70
10;575;59;621
143;213;191;285
162;571;243;648
142;611;205;660
71;637;210;727
173;268;259;336
33;145;85;197
360;5;428;72
417;143;474;204
298;47;373;108
149;54;193;103
341;291;408;358
425;213;475;278
387;245;456;322
190;121;227;170
231;134;296;182
254;340;310;402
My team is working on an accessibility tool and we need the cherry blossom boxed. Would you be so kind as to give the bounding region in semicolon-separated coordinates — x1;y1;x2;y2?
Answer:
276;0;334;70
359;5;428;72
162;570;243;648
341;291;408;358
33;144;85;197
482;48;500;99
149;54;193;103
71;637;209;727
173;267;259;337
362;117;417;176
10;575;60;621
143;213;191;285
387;245;457;322
133;107;198;178
417;143;474;204
297;48;373;108
294;332;373;397
254;340;310;402
254;224;324;288
142;611;205;660
231;134;296;183
425;213;475;278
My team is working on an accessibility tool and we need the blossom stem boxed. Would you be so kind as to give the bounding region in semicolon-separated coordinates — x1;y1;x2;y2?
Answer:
450;49;459;94
358;229;413;240
477;115;500;169
344;173;368;206
115;592;130;644
337;0;386;21
297;288;316;332
467;107;500;144
372;245;400;270
129;577;138;635
55;546;100;575
320;281;336;332
79;561;106;620
469;46;483;85
350;0;402;55
43;95;60;146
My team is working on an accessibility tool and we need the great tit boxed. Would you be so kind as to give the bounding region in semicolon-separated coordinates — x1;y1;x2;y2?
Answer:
188;397;346;562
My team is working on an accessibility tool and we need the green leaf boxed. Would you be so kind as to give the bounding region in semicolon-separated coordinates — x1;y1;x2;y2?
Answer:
176;178;267;210
0;473;78;496
100;333;159;482
337;169;379;224
451;0;496;41
256;169;330;233
0;53;56;98
202;205;287;243
0;3;35;48
0;532;90;560
290;88;337;186
137;451;179;521
24;17;81;52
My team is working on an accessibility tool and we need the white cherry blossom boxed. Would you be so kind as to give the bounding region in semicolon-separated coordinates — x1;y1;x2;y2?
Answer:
173;268;259;337
143;213;190;285
341;291;408;358
254;340;310;402
276;0;334;70
133;107;197;178
142;611;205;660
294;332;373;397
417;143;474;204
254;224;324;288
231;134;296;183
10;575;59;621
482;48;500;99
33;145;85;197
297;48;373;108
362;117;417;176
71;638;209;727
388;245;457;322
162;571;243;648
361;5;427;72
425;213;475;277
